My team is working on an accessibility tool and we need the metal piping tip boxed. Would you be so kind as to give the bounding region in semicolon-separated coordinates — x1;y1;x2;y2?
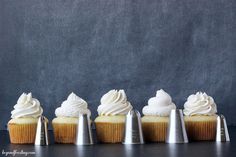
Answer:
216;114;230;142
35;116;49;146
166;109;188;143
74;113;94;145
122;109;144;144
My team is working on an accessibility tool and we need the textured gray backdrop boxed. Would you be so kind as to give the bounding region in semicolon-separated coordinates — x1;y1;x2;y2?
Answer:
0;0;236;130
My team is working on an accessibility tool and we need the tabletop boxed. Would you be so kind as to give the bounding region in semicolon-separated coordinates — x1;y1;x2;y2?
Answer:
0;127;235;157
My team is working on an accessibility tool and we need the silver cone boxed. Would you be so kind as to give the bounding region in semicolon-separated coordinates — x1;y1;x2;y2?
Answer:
216;114;230;142
166;109;188;143
35;116;49;146
122;109;144;144
74;113;93;145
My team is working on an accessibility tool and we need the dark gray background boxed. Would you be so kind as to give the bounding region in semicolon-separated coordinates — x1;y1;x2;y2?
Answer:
0;0;235;130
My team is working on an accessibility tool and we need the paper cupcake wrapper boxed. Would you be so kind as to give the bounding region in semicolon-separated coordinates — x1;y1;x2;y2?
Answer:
8;123;37;144
52;123;77;143
95;122;124;143
142;122;168;142
185;120;216;141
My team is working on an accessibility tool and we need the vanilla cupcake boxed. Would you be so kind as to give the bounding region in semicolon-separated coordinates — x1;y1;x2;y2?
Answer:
94;89;133;143
141;89;176;142
52;92;90;143
8;93;43;144
184;92;217;141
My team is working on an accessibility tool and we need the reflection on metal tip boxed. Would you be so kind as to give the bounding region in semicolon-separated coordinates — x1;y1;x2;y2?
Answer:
166;109;188;143
216;114;230;142
74;114;94;145
35;116;49;146
123;109;144;144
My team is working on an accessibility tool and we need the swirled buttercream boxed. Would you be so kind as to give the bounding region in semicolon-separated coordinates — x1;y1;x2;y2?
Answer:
55;92;91;117
97;89;133;116
142;89;176;116
11;93;43;118
183;92;217;116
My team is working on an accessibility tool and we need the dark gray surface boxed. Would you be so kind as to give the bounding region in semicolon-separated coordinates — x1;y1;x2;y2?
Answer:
0;0;236;130
0;127;236;157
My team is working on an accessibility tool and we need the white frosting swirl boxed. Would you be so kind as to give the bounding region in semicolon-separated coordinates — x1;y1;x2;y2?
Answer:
11;93;43;118
55;92;90;117
97;89;133;116
183;92;217;116
142;89;176;116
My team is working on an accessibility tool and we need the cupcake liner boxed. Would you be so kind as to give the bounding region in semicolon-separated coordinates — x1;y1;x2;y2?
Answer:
185;119;216;141
8;123;37;144
52;123;77;143
95;122;124;143
142;122;168;142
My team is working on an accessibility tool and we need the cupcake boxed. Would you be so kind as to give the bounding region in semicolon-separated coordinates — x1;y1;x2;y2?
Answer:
94;89;133;143
8;93;43;144
141;89;176;142
52;92;91;143
183;92;217;141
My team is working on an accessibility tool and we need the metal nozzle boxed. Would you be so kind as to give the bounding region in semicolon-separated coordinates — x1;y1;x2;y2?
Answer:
122;109;144;144
166;109;188;143
216;114;230;142
74;113;94;145
35;116;49;146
